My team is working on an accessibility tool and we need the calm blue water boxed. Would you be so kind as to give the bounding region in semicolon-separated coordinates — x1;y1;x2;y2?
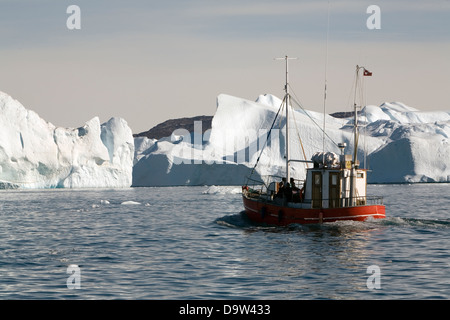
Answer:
0;184;449;299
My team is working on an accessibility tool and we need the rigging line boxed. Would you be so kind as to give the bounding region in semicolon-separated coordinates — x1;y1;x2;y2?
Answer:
288;85;339;148
247;95;286;181
360;72;367;169
353;65;364;163
359;68;370;170
250;98;285;175
269;101;285;171
350;67;359;152
291;105;309;168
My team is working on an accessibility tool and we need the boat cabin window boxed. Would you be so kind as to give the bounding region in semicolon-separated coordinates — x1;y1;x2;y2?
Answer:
314;174;321;185
331;173;338;185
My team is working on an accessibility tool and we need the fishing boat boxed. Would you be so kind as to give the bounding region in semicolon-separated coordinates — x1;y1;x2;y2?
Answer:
242;57;386;225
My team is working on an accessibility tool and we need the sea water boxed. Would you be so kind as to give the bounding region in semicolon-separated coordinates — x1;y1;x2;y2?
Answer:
0;184;449;299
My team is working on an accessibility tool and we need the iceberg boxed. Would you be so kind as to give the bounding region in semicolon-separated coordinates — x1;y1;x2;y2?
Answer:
2;88;448;188
0;91;134;188
133;93;450;185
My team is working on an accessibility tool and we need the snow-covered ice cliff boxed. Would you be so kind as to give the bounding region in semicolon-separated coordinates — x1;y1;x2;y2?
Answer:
133;94;450;186
2;89;448;188
0;91;134;188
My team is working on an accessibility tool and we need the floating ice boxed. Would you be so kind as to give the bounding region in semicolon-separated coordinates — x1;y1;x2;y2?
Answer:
202;185;243;194
121;200;141;205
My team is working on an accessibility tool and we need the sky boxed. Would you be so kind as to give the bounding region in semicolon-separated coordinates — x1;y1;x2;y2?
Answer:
0;0;449;133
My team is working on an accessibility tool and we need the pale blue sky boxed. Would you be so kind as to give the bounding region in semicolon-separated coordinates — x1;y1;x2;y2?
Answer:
1;0;449;132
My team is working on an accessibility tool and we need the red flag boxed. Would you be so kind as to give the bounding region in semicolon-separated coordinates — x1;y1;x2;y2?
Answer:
363;69;372;76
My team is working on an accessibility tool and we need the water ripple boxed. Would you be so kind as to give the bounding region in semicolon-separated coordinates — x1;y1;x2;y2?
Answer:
0;185;449;299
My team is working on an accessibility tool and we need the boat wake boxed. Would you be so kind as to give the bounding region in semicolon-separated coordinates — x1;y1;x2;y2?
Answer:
380;216;450;229
215;212;450;232
215;211;379;233
215;211;256;230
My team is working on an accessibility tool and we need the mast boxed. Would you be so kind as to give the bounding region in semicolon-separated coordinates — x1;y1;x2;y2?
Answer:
322;0;331;165
285;57;291;183
353;65;361;165
350;65;363;205
275;55;297;183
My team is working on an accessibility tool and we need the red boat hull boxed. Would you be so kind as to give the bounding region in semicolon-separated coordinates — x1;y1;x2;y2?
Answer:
242;195;385;226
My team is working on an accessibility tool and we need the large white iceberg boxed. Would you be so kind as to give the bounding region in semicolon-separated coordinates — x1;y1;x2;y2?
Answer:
2;89;448;188
0;91;134;188
133;93;450;185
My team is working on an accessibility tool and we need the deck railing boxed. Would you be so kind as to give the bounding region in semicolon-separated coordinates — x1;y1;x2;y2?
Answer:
244;175;384;207
245;175;305;193
243;187;384;207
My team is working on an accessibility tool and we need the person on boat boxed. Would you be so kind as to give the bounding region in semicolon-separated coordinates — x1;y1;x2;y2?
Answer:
290;178;301;203
276;177;286;198
290;178;296;188
283;182;292;202
297;181;306;202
